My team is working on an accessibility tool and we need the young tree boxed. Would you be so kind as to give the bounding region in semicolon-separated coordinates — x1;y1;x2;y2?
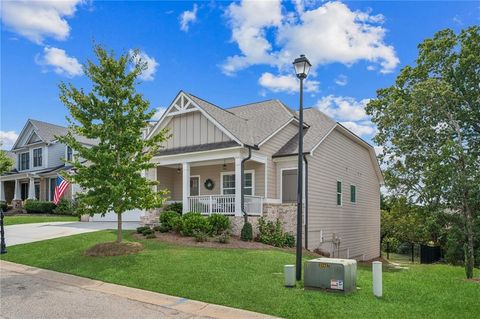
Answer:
366;27;480;278
58;45;168;243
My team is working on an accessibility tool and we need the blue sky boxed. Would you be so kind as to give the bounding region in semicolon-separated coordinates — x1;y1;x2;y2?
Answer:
1;0;478;150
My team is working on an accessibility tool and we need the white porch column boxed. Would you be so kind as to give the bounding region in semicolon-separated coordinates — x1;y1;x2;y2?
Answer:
0;181;5;201
14;179;21;200
235;157;242;216
28;177;36;199
182;162;190;213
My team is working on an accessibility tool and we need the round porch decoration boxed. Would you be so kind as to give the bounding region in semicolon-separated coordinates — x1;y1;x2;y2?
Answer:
204;178;215;190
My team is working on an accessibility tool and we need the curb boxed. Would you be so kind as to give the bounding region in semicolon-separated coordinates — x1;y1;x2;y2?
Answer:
0;260;280;319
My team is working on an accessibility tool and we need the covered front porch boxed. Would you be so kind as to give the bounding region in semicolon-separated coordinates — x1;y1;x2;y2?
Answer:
150;147;267;216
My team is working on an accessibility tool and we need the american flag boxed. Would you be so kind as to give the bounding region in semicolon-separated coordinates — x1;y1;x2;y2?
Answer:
53;176;70;205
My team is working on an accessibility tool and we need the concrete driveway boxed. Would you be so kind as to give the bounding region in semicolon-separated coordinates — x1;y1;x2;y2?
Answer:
4;221;139;246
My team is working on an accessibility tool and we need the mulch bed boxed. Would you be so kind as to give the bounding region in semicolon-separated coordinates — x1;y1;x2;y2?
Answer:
466;278;480;284
84;241;144;257
133;232;278;250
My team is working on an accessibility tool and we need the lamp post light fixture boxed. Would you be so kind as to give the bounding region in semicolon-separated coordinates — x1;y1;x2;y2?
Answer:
293;54;311;281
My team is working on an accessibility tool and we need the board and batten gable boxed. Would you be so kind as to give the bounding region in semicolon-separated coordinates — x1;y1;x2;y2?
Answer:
161;111;232;150
257;122;298;199
307;127;381;260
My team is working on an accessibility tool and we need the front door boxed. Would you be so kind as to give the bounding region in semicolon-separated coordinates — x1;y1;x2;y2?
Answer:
20;183;29;200
190;176;200;196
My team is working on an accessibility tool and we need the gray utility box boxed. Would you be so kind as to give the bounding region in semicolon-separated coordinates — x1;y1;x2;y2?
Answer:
304;258;357;293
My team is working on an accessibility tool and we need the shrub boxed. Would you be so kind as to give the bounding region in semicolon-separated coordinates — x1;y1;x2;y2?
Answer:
257;217;294;248
158;224;170;233
194;230;208;242
142;228;155;236
24;200;56;214
241;222;253;241
283;233;295;248
153;225;162;232
52;198;78;216
160;211;181;231
0;201;7;212
218;232;230;244
165;202;182;215
136;226;149;234
171;216;183;233
145;233;156;239
181;212;211;236
208;214;230;235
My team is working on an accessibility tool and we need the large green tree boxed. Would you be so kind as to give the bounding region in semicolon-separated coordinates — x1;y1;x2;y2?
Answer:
58;45;168;243
366;27;480;278
0;146;14;175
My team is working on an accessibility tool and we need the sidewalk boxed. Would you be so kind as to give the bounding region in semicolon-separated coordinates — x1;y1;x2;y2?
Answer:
0;260;279;319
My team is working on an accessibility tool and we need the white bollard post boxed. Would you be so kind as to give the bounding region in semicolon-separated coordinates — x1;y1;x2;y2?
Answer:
372;261;382;297
284;265;296;287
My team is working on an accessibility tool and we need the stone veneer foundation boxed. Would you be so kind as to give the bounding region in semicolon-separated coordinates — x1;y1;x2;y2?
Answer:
141;203;298;237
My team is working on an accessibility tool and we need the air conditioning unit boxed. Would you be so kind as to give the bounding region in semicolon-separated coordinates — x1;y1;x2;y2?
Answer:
304;258;357;293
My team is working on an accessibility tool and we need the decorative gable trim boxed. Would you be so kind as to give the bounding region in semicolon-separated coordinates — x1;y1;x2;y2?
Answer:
12;120;46;150
146;91;242;146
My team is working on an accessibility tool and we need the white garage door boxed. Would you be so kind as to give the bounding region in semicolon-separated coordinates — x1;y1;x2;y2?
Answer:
91;209;143;222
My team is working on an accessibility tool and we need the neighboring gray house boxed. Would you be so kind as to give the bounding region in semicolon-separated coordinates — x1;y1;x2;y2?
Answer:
0;120;92;210
141;91;383;260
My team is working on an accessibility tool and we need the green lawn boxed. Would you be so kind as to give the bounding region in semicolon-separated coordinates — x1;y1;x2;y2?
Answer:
1;231;478;319
3;214;78;225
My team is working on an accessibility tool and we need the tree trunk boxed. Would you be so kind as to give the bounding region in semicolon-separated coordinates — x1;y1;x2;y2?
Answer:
463;205;475;279
411;243;415;263
117;212;123;243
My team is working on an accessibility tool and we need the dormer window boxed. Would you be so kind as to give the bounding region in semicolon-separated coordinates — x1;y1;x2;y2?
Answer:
33;148;42;167
66;146;73;161
19;152;29;170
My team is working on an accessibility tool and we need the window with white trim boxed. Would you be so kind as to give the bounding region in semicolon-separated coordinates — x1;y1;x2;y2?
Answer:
221;171;253;195
19;152;29;170
33;148;42;167
350;185;356;203
336;181;342;206
66;146;73;161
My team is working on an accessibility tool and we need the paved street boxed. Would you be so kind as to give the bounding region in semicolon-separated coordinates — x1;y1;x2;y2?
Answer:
1;267;212;319
4;221;140;246
0;261;277;319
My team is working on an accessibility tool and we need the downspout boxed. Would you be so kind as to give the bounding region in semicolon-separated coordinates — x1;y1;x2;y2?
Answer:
303;154;308;250
241;146;252;223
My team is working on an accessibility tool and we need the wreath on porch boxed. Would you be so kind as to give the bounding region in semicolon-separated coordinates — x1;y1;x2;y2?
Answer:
204;178;215;190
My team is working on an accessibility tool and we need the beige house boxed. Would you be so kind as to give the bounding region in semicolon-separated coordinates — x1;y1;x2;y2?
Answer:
143;91;383;260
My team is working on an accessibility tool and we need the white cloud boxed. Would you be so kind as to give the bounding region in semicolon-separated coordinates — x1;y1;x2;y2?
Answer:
0;0;83;44
222;1;398;75
0;131;19;150
340;121;376;137
35;47;83;77
152;106;167;121
221;0;282;75
316;95;369;121
374;145;384;156
129;50;159;81
179;4;198;32
335;74;348;86
258;72;319;93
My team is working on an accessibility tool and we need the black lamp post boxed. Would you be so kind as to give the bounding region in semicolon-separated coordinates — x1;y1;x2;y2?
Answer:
1;209;6;254
293;54;311;281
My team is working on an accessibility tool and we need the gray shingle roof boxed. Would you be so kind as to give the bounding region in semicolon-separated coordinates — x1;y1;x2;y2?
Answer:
28;119;97;146
273;108;336;157
185;92;299;147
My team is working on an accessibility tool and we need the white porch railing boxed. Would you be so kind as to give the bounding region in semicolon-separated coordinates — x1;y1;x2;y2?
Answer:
187;195;263;216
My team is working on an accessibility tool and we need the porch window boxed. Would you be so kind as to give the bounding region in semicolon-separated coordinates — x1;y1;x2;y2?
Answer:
19;152;29;170
281;169;297;203
221;171;253;195
33;148;42;167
